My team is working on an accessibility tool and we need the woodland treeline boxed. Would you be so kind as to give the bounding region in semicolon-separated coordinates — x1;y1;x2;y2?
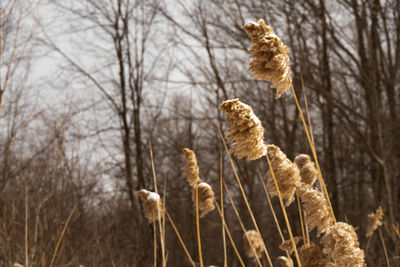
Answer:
0;0;399;266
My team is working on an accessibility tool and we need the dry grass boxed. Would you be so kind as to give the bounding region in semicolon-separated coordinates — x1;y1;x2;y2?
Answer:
133;19;389;267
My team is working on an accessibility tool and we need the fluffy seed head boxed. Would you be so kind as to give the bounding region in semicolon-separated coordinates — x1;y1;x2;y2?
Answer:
266;144;301;206
183;148;200;187
297;182;334;236
322;222;365;266
279;237;301;254
299;242;334;267
220;99;267;160
243;230;264;260
242;19;291;99
193;181;215;218
277;256;293;267
294;154;318;186
138;189;163;223
366;206;384;237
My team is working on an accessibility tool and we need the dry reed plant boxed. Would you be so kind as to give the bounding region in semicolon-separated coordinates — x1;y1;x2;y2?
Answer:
13;264;24;267
294;154;318;186
366;206;384;237
242;19;291;99
298;242;334;267
297;182;334;236
322;222;365;266
138;189;163;223
192;181;215;218
219;99;267;160
266;144;301;206
183;148;201;187
279;237;302;254
243;230;264;261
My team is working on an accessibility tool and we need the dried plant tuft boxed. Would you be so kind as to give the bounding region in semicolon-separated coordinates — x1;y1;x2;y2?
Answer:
294;154;318;186
297;182;334;236
242;19;291;99
138;189;163;223
299;242;334;267
243;230;264;260
220;99;267;160
322;222;365;266
366;206;384;237
277;256;293;267
183;148;200;187
266;144;300;206
192;181;215;218
279;237;301;254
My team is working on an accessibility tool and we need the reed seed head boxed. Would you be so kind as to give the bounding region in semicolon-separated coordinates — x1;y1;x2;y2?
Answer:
277;256;294;267
220;99;267;160
279;237;301;254
297;182;334;236
193;181;215;218
299;242;334;267
183;148;200;187
322;222;365;266
266;144;300;206
294;154;318;186
243;230;264;260
366;206;384;237
138;189;163;223
242;19;291;99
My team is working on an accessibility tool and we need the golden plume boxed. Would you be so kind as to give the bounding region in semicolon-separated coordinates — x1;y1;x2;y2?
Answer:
183;148;200;187
297;182;334;236
138;189;163;223
192;181;215;218
366;206;384;237
220;99;267;160
242;19;291;99
322;222;365;266
294;154;318;186
266;144;300;206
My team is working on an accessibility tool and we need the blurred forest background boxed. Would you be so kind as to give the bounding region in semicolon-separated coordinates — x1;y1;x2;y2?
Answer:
1;0;399;266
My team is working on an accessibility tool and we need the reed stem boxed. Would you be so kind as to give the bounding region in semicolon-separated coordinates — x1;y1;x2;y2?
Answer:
289;82;336;223
165;210;196;267
218;127;273;267
265;154;301;267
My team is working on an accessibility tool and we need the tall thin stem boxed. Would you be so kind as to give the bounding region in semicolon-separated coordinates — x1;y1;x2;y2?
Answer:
224;183;263;267
214;202;246;267
257;172;292;259
165;210;196;267
219;153;228;267
265;154;301;266
218;127;273;267
289;82;336;223
195;186;203;267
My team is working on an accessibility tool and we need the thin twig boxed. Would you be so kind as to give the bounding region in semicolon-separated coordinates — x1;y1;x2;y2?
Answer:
378;228;390;267
49;204;77;267
25;183;29;267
